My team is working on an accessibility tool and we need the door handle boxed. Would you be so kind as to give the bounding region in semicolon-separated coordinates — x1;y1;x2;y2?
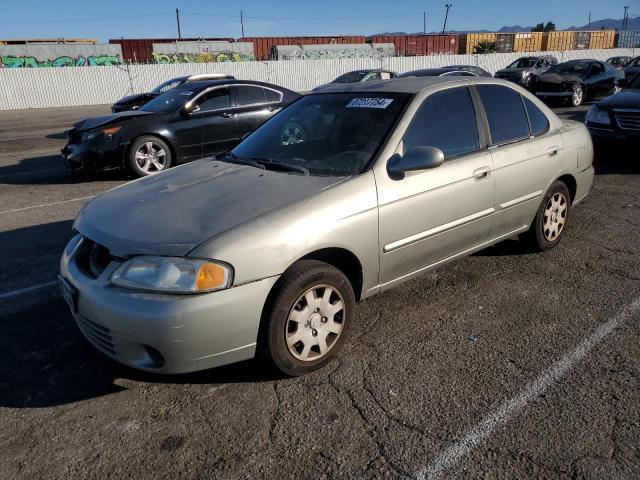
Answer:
221;112;234;118
547;146;559;157
473;167;491;181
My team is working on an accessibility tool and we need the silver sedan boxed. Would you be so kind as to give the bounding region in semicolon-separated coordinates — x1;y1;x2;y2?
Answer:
60;77;594;376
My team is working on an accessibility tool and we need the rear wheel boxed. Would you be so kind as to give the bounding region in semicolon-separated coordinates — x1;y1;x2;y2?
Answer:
520;181;571;251
263;260;355;376
128;136;172;177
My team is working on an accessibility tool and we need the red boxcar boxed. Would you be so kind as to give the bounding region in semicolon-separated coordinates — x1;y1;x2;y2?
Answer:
109;38;235;63
369;34;460;56
240;36;366;61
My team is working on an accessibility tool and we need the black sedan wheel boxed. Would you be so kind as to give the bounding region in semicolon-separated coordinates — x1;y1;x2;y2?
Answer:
128;136;172;177
570;84;584;107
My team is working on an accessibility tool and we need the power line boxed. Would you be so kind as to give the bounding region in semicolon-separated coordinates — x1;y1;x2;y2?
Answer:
4;12;174;24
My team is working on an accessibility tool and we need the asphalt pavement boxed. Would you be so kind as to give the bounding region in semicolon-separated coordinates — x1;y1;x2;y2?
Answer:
0;102;638;479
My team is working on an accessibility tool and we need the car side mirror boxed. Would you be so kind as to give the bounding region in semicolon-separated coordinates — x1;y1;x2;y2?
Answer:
615;78;627;89
387;146;444;177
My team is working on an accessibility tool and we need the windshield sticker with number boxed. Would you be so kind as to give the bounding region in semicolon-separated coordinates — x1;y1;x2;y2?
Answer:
346;98;394;109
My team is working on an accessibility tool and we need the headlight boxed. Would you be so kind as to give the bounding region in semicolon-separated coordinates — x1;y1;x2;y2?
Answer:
111;256;233;294
81;126;121;143
585;106;610;125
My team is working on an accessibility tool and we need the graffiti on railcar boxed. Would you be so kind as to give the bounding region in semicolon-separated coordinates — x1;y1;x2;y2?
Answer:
1;54;122;68
152;51;254;64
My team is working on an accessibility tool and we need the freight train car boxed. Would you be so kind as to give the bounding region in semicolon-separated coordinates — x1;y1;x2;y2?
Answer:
240;36;366;61
368;34;459;56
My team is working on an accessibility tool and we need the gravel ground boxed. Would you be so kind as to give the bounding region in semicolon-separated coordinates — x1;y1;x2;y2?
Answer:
0;103;638;480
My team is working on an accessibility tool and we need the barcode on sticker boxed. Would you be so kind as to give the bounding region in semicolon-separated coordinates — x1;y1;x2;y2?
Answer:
346;98;393;109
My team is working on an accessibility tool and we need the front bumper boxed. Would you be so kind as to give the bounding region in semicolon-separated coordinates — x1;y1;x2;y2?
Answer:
59;234;279;374
61;140;126;173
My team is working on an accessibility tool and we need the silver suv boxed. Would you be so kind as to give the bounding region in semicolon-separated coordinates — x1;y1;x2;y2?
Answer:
494;55;558;89
60;77;594;376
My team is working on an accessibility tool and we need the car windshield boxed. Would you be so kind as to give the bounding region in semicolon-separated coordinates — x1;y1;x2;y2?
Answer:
547;62;589;75
507;58;537;68
332;71;369;83
230;93;410;176
151;78;186;94
140;88;196;113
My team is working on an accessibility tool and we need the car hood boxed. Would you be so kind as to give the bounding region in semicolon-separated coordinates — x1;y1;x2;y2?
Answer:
114;92;159;106
536;73;583;84
74;159;346;257
596;89;640;109
74;110;154;132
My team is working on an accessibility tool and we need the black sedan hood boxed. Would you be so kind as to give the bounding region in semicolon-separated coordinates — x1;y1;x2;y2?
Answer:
536;73;583;85
74;110;154;132
596;89;640;109
497;67;528;74
114;92;159;107
74;159;345;257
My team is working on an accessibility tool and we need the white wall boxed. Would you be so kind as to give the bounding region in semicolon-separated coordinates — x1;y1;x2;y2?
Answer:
0;48;637;110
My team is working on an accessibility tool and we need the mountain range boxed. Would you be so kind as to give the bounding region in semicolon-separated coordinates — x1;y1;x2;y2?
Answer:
375;16;640;35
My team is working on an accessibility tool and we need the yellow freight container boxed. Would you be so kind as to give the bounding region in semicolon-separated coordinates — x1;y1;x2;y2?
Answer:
513;32;544;52
588;30;615;49
542;31;576;51
460;33;497;54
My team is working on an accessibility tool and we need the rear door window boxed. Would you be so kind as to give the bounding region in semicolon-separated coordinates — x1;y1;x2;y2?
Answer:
264;88;283;103
402;87;480;159
477;84;530;145
523;97;549;137
234;86;267;106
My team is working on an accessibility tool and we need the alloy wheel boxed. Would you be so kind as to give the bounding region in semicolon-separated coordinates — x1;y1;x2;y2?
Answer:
135;141;167;174
543;192;568;241
285;284;345;361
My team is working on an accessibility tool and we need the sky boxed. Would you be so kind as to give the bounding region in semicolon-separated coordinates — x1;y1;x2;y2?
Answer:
1;0;638;42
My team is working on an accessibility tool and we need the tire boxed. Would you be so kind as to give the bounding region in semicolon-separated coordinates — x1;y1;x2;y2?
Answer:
520;180;571;252
570;84;584;107
128;135;172;177
263;260;355;376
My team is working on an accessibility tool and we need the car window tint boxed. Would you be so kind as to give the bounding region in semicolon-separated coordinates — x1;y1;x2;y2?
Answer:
523;97;549;137
402;87;480;159
235;86;266;106
477;84;530;144
264;88;282;103
197;88;230;111
592;63;604;74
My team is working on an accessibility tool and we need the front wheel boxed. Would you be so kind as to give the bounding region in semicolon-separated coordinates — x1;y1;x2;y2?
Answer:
263;260;355;376
570;84;584;107
520;181;571;251
128;136;172;177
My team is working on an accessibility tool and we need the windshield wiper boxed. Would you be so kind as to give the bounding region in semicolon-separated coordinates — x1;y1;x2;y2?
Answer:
235;155;310;176
220;152;266;170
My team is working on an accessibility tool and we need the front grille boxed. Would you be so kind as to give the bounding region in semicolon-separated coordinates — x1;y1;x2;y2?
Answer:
77;315;117;356
614;110;640;131
76;237;114;279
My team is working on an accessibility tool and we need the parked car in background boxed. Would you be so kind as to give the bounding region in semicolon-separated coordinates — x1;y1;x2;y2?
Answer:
585;72;640;145
60;76;593;376
111;74;235;113
63;79;300;177
400;65;492;78
623;56;640;79
533;59;623;106
606;56;633;69
312;69;399;91
494;55;558;89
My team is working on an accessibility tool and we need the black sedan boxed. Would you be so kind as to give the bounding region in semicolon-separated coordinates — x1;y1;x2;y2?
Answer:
111;74;235;113
585;72;640;144
533;59;623;107
400;65;491;78
312;69;399;91
63;80;300;177
623;56;640;79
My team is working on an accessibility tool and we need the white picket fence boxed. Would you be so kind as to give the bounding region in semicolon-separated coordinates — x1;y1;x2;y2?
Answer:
0;48;637;111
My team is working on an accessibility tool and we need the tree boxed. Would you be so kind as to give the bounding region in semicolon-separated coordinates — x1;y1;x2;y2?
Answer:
474;41;498;54
532;21;556;32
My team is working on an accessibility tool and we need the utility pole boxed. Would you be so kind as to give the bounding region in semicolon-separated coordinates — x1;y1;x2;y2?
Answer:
587;11;591;31
623;5;629;30
176;8;182;39
240;11;245;38
442;4;452;34
423;11;426;55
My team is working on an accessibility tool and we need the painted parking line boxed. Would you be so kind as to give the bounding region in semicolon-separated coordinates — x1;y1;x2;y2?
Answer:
0;280;58;301
0;195;95;214
417;296;640;480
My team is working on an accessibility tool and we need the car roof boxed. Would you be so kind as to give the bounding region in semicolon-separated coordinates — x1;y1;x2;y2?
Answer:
186;73;233;81
169;79;293;93
309;76;512;94
559;59;598;65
